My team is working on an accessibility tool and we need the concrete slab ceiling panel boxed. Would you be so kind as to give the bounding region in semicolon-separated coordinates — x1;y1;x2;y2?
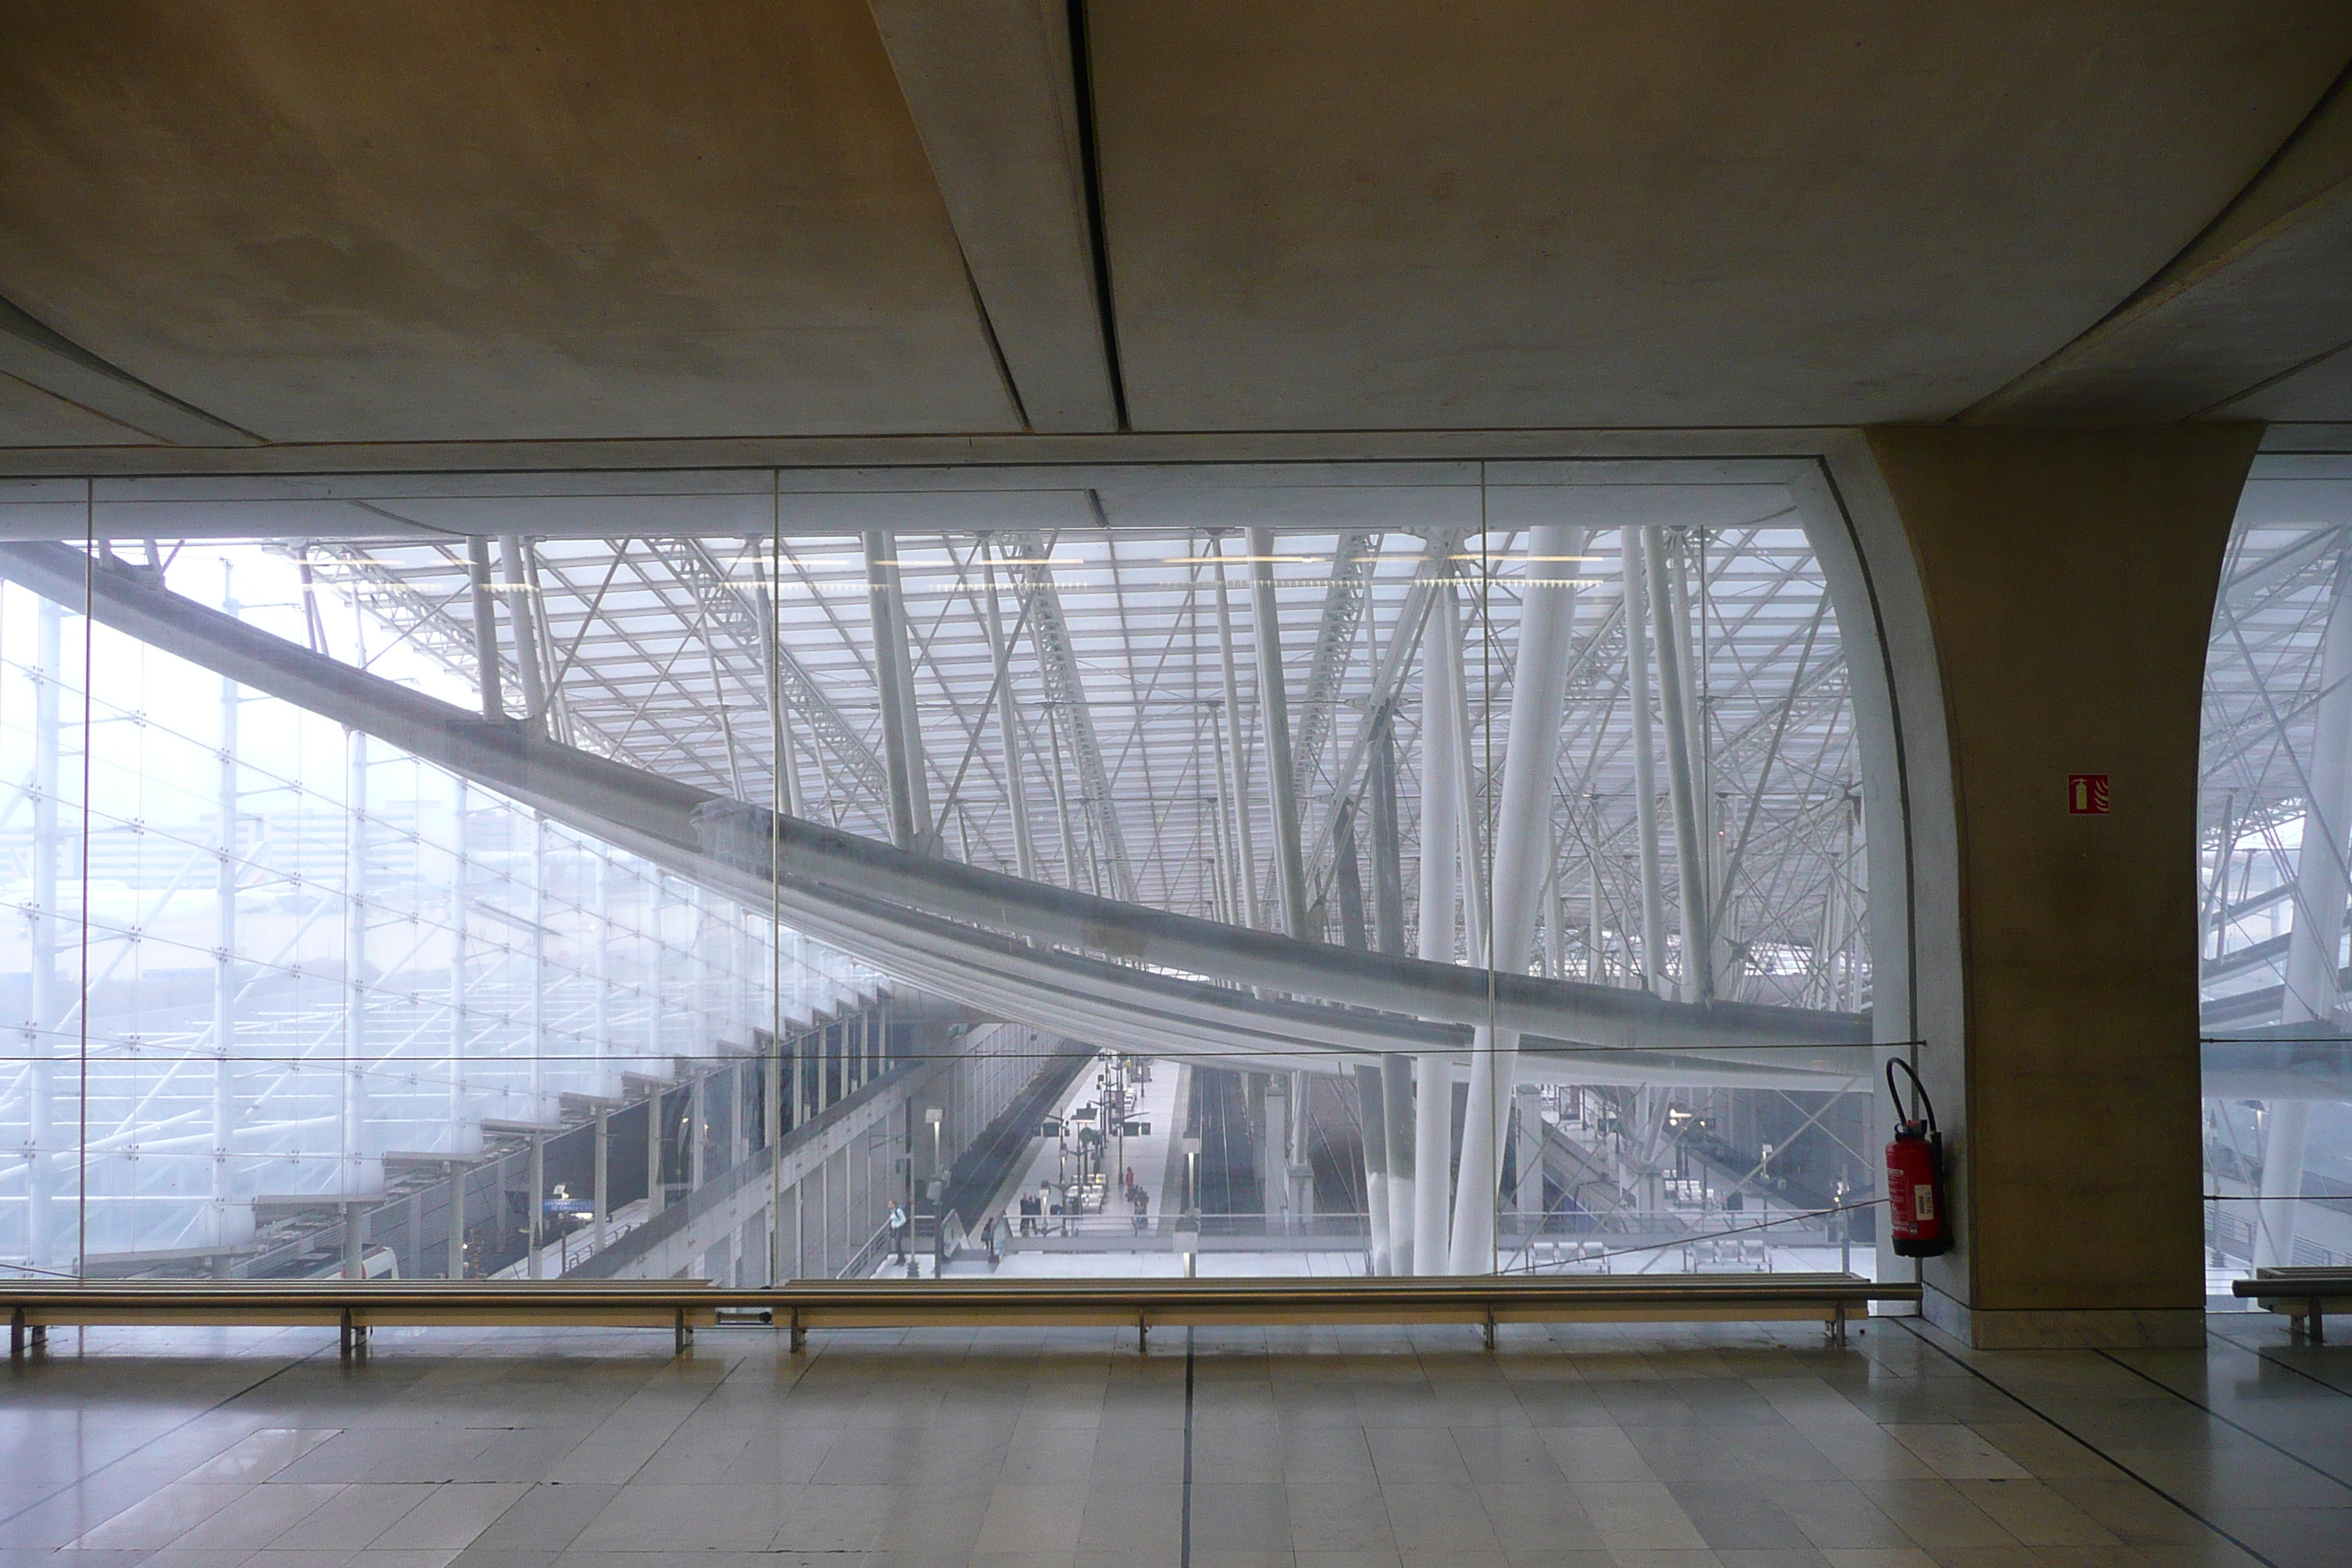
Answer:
0;3;1022;442
0;372;160;448
1085;3;2352;431
1968;63;2352;422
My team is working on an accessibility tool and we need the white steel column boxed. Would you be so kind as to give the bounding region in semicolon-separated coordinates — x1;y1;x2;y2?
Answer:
1622;530;1670;996
1264;1074;1292;1218
648;1082;666;1218
1212;536;1262;929
211;570;241;1245
593;1109;610;1256
982;546;1038;881
1412;584;1464;1272
1586;845;1605;984
863;530;928;851
342;730;369;1193
500;536;547;732
2258;538;2352;1269
1382;1054;1416;1274
466;536;505;720
26;595;61;1270
1450;527;1584;1273
1368;707;1417;1272
450;781;471;1150
1646;529;1713;1003
1357;1064;1390;1273
1514;1085;1545;1218
1248;527;1313;938
530;812;548;1118
527;1133;545;1278
595;853;614;1098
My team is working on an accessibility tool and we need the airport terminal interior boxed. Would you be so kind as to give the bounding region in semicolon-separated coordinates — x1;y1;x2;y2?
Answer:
4;7;2352;1567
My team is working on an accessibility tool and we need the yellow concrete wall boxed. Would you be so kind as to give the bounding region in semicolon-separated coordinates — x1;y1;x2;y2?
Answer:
1867;426;2259;1346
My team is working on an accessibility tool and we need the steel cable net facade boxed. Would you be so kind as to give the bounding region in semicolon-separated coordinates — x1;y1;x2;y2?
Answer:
0;559;883;1273
0;461;1876;1277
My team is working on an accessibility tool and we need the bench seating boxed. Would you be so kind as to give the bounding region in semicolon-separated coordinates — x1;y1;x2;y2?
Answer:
6;1273;1919;1357
2233;1267;2352;1341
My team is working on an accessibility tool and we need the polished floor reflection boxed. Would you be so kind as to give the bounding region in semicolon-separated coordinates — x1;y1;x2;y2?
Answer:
3;1314;2345;1568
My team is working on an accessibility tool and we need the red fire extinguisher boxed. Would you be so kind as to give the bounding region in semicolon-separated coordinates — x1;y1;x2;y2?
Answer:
1884;1058;1951;1258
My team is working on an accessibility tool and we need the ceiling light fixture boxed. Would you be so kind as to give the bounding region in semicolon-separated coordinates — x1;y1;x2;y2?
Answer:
1161;554;1324;564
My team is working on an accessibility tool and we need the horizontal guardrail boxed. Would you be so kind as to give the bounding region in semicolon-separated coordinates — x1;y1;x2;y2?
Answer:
4;1273;1918;1355
2231;1268;2352;1341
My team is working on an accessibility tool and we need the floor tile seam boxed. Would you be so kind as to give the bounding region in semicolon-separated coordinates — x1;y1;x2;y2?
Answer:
2091;1347;2352;1496
2204;1321;2352;1403
1892;1319;2286;1568
0;1341;335;1534
589;1342;817;1489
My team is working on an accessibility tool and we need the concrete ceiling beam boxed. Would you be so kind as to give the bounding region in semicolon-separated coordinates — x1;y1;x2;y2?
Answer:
0;297;259;447
1965;59;2352;422
868;0;1122;432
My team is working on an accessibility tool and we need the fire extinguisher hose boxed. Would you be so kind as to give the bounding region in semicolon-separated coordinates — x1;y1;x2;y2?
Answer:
1885;1057;1938;1133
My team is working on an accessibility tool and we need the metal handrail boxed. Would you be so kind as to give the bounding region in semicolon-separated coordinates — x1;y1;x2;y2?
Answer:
6;1271;1919;1359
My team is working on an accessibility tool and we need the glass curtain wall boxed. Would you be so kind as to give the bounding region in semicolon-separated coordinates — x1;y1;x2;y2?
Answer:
2201;456;2352;1297
0;462;1877;1283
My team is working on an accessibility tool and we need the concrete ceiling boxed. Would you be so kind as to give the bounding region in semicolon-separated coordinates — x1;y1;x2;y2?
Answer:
0;3;1019;445
0;4;2346;456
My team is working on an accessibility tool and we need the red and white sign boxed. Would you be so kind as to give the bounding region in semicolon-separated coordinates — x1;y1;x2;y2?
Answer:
2068;774;2109;815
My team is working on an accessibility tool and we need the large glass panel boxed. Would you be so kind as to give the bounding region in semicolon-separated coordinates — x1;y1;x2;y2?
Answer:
0;461;1878;1284
2201;456;2352;1305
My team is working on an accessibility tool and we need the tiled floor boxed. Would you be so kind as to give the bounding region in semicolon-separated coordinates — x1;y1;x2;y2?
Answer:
4;1313;2347;1568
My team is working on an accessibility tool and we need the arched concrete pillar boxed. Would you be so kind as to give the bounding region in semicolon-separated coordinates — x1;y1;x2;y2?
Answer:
1807;425;2260;1349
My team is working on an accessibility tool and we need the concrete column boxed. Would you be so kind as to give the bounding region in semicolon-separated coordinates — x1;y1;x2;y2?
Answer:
1836;426;2259;1347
